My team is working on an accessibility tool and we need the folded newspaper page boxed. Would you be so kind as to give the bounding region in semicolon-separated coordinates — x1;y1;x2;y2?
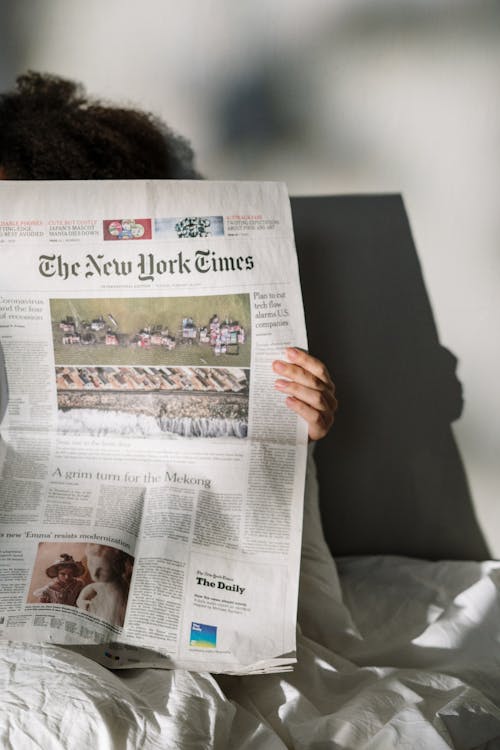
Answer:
0;180;308;674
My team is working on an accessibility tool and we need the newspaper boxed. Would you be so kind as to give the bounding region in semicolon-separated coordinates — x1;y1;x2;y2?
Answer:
0;180;308;675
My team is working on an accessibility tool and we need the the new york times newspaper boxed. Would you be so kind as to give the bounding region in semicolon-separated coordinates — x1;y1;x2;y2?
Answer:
0;180;308;674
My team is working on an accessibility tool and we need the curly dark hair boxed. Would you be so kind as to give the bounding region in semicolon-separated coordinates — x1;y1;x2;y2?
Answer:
0;72;200;180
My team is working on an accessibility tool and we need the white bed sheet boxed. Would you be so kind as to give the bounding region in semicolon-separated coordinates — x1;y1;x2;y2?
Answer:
1;453;499;749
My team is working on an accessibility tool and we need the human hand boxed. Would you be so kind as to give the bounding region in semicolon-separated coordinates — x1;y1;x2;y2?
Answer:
272;348;338;442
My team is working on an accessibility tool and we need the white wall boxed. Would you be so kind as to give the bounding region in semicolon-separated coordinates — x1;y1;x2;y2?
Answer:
3;0;499;555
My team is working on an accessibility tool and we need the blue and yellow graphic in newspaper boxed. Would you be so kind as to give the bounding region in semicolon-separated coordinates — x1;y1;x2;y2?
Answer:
190;622;217;648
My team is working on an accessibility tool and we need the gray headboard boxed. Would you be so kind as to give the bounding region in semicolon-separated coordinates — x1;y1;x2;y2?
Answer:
291;194;489;561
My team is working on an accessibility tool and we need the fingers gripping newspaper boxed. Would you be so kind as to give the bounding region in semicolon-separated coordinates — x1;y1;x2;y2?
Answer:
0;181;308;674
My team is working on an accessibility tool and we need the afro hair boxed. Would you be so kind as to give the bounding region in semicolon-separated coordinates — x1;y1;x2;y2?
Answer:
0;71;200;180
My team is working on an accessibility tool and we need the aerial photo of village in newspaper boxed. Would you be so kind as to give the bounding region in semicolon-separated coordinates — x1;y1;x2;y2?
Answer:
49;293;251;439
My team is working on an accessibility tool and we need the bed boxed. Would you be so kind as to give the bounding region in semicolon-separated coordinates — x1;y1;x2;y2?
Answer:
1;196;499;749
2;450;499;749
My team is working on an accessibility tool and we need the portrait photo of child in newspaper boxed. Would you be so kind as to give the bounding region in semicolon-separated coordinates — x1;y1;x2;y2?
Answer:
32;551;85;606
28;542;134;629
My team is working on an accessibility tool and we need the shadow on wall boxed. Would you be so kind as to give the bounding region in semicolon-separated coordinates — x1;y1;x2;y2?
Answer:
292;194;490;561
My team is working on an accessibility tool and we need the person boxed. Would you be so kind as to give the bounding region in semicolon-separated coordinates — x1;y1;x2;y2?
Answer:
76;545;133;628
0;71;338;435
0;70;341;749
0;71;198;181
34;553;85;606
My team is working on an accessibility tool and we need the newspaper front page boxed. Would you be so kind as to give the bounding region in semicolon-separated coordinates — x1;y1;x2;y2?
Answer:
0;180;308;674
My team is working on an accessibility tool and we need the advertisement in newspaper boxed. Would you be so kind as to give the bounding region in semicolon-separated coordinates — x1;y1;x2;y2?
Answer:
0;180;308;674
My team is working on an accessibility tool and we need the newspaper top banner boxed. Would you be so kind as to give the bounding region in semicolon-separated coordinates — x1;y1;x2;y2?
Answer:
0;180;308;674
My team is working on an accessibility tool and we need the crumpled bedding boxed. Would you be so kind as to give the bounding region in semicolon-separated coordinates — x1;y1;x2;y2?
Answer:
1;455;499;749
